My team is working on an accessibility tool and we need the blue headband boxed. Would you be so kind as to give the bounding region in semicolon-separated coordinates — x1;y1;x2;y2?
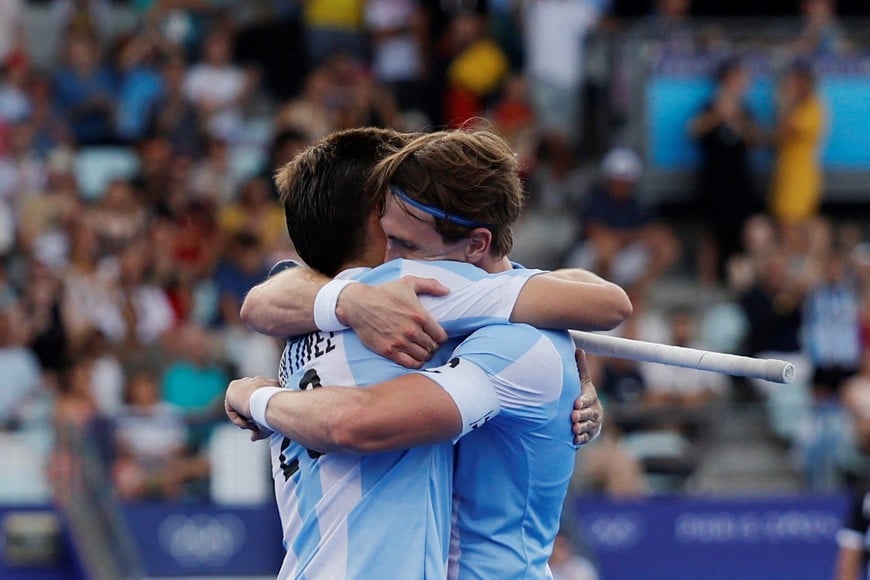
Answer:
390;186;490;229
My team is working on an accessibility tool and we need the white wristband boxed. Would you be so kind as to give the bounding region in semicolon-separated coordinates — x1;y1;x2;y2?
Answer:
314;279;358;332
249;387;284;431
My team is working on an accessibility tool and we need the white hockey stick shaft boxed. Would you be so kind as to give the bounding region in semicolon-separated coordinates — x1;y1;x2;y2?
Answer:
570;330;795;384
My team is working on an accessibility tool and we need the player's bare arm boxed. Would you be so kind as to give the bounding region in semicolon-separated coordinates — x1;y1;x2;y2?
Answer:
510;268;632;331
243;265;630;359
225;376;276;440
238;374;469;454
240;267;325;338
227;359;604;452
241;266;450;367
834;544;862;580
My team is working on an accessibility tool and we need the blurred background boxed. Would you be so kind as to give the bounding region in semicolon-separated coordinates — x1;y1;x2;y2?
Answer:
0;0;869;578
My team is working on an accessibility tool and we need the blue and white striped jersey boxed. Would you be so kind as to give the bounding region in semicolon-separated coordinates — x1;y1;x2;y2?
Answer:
269;259;539;580
437;324;580;580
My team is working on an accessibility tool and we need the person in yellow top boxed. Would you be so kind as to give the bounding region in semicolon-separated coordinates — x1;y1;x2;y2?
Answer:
218;176;289;258
303;0;366;64
770;62;827;225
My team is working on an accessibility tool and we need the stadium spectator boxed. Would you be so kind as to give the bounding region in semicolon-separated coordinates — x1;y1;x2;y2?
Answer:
20;149;79;238
160;323;229;446
512;134;587;270
217;175;287;258
769;61;827;252
640;309;729;412
739;249;806;360
113;31;167;143
62;225;128;347
302;0;367;66
571;417;650;498
112;370;208;500
51;0;113;42
522;0;606;145
26;71;72;156
0;0;26;70
77;328;124;419
274;65;338;141
182;28;253;142
53;356;98;430
803;246;862;398
0;120;48;211
441;10;509;126
564;147;680;292
689;57;764;285
189;135;242;205
633;0;696;54
113;240;176;347
364;0;428;113
489;73;538;170
212;231;269;328
85;178;147;255
0;54;32;125
259;128;309;201
51;33;118;146
0;307;43;431
146;54;203;157
793;0;850;57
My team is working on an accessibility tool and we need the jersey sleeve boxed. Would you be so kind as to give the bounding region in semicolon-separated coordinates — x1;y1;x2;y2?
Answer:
443;324;571;426
387;260;543;337
415;357;500;442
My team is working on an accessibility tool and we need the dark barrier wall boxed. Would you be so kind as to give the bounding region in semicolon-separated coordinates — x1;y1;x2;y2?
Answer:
572;494;849;580
122;503;284;577
1;496;849;579
0;503;283;579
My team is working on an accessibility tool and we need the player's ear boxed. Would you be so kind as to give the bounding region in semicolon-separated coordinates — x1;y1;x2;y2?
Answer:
464;228;492;265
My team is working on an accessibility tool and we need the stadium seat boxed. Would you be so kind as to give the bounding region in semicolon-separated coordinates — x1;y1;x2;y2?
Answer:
73;147;140;201
0;431;52;503
208;423;272;505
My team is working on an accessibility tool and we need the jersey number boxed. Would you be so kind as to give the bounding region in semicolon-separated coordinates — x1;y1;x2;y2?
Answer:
278;369;325;480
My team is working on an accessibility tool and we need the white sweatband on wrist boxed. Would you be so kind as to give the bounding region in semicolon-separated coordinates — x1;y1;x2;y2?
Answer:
314;279;358;332
417;358;500;441
249;387;284;431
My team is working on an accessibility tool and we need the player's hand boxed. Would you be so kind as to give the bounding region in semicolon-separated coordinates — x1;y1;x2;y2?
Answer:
572;349;603;447
337;276;450;368
225;376;278;440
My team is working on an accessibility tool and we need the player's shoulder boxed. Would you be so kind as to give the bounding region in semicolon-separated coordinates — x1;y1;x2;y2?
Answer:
467;322;571;347
460;323;573;367
361;259;542;284
356;259;486;287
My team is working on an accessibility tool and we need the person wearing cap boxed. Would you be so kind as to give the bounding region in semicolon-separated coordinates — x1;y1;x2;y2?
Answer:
564;147;680;291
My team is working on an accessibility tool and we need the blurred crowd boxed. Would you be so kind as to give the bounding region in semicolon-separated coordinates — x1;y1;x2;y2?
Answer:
0;2;868;566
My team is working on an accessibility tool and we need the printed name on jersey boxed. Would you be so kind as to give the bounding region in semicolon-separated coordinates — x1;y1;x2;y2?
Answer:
287;331;337;376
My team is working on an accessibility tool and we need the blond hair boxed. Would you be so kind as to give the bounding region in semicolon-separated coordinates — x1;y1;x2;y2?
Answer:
368;129;523;258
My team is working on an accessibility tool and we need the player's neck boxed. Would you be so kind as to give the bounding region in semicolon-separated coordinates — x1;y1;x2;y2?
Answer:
347;242;389;271
478;254;512;274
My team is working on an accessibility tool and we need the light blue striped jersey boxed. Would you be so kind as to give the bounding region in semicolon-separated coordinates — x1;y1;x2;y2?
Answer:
269;259;539;580
445;323;580;580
